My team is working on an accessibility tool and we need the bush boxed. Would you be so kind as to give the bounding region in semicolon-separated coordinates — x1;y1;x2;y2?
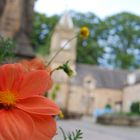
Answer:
105;104;112;109
130;102;140;114
0;36;15;63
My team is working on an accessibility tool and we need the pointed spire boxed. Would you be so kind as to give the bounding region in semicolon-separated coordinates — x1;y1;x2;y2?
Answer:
58;11;74;29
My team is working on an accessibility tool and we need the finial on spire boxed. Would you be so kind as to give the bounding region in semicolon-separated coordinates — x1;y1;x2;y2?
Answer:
64;0;69;11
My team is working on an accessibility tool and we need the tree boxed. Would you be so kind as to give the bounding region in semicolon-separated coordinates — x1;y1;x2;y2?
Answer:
71;11;104;65
99;12;140;70
31;12;59;55
32;11;140;70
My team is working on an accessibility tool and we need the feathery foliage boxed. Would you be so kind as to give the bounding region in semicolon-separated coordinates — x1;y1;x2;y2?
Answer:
60;127;83;140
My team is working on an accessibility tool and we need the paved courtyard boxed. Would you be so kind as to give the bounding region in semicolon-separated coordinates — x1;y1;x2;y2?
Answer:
54;119;140;140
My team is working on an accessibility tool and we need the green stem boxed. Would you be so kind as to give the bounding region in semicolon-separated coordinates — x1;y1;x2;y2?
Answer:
46;35;77;67
59;127;67;140
50;66;60;75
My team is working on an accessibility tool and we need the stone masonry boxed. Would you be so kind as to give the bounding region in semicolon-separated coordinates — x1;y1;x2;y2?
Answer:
0;0;35;58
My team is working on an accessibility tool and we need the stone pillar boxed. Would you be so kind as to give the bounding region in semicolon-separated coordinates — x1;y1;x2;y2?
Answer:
0;0;35;58
0;0;7;18
14;0;35;58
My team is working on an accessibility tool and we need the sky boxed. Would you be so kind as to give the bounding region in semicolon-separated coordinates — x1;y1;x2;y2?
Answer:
35;0;140;19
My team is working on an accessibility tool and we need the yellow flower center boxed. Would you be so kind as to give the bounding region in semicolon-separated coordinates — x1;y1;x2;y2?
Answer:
80;26;90;38
0;91;16;108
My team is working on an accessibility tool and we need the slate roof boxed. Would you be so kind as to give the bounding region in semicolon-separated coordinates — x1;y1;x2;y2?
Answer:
70;64;128;89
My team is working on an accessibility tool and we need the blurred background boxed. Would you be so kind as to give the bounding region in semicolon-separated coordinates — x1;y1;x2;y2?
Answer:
0;0;140;139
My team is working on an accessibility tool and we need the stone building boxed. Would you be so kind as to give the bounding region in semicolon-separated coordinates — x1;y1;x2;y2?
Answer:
1;1;139;115
123;70;140;112
49;12;129;116
0;0;35;58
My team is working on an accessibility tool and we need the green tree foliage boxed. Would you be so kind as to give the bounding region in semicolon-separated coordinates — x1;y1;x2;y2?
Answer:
71;11;104;65
31;12;59;55
100;12;140;69
105;104;112;109
0;36;15;63
130;101;140;114
32;11;140;70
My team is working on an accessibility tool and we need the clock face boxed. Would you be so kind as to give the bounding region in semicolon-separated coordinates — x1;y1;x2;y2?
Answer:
60;39;70;49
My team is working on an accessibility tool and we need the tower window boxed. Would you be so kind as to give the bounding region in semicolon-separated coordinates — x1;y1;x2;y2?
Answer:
60;39;70;49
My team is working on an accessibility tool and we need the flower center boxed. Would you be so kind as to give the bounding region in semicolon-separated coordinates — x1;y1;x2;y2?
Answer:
81;30;88;37
0;91;16;108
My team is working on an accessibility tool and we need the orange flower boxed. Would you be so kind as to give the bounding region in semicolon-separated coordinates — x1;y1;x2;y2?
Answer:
20;58;46;71
20;58;52;90
0;63;60;140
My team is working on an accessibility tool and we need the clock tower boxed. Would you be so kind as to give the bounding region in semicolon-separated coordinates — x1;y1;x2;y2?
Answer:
49;11;77;83
49;12;77;109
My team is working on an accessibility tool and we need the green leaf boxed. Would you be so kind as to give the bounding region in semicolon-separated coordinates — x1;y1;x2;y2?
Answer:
59;127;83;140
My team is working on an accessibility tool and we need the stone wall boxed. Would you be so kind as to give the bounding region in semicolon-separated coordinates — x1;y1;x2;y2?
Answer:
59;85;123;115
97;114;140;126
94;89;122;112
123;83;140;112
49;83;70;110
0;0;21;38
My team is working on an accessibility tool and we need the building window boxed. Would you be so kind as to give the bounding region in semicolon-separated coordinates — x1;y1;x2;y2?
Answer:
83;76;96;91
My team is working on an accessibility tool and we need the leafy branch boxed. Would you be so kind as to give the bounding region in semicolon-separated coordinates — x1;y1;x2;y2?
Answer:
59;127;83;140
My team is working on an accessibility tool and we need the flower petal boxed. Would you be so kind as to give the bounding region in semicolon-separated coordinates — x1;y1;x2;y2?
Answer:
0;64;24;92
19;59;30;71
20;58;46;71
30;58;46;70
18;70;52;98
17;96;60;115
0;109;34;140
31;116;57;140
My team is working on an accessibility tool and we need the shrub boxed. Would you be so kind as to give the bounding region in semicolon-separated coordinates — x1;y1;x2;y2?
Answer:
130;101;140;114
0;36;15;63
105;104;112;109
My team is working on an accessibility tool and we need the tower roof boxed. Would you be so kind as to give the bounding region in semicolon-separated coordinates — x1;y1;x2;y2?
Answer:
58;11;74;29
